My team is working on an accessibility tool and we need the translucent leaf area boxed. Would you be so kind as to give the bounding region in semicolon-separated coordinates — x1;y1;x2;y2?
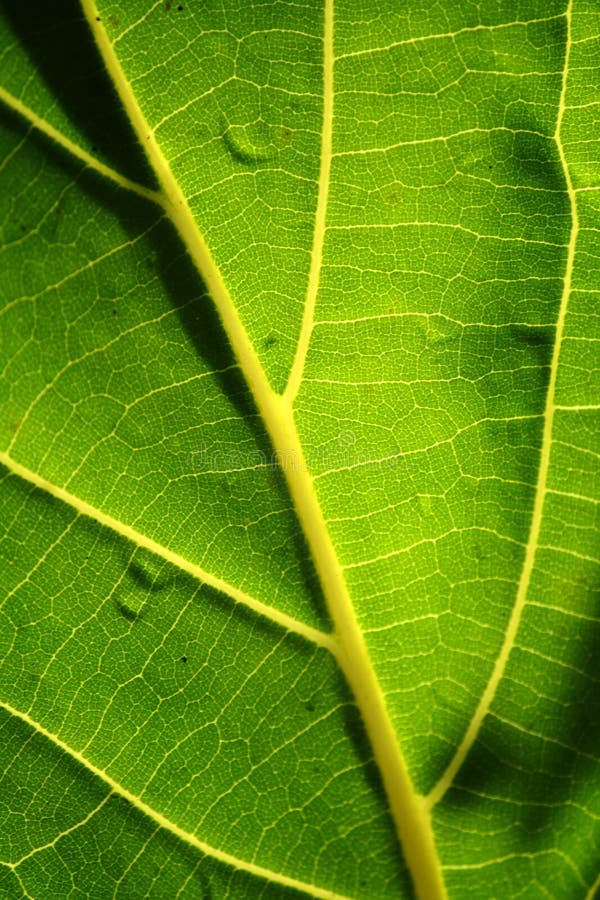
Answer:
1;1;599;898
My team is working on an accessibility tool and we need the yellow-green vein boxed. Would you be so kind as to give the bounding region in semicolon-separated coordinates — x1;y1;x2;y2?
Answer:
81;2;447;897
1;700;354;900
6;795;112;869
425;0;576;811
283;0;334;403
0;451;336;654
585;870;600;900
0;85;163;206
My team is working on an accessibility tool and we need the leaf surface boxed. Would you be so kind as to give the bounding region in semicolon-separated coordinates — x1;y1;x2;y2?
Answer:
1;1;599;898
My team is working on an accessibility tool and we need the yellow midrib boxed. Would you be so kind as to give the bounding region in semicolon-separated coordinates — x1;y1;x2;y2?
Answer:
80;2;446;897
426;0;577;810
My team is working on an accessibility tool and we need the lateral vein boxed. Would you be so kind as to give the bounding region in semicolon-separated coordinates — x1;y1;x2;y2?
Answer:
0;85;163;206
0;700;353;900
80;3;446;897
283;0;334;403
0;451;336;655
425;0;577;811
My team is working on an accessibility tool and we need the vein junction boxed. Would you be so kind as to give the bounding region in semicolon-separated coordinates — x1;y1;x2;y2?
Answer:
76;1;448;897
0;451;337;655
0;85;162;205
0;2;449;897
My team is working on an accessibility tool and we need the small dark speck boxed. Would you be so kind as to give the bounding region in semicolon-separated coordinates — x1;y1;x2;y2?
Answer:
95;16;101;21
263;334;277;349
91;145;98;152
181;656;187;663
305;702;315;712
177;4;183;9
20;225;27;232
112;309;117;316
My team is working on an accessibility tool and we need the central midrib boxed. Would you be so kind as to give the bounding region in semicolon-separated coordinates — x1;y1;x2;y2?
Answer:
82;1;446;897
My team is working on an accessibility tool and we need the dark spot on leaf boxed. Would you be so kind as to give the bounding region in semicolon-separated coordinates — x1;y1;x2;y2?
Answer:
127;552;168;592
108;15;119;28
91;145;98;152
181;656;187;663
116;600;139;621
305;702;315;712
95;16;100;21
177;4;183;10
263;334;277;349
165;1;172;8
222;118;278;165
112;309;117;316
20;225;26;232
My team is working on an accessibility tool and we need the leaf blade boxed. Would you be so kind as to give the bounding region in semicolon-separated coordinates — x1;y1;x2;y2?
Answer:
1;0;600;897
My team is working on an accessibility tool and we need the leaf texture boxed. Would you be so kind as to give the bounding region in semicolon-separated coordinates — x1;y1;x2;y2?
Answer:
0;1;599;898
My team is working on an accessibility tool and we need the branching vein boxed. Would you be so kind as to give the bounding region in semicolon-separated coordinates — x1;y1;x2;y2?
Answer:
0;85;163;206
0;700;354;900
0;451;336;654
425;0;577;811
283;0;334;403
79;1;447;897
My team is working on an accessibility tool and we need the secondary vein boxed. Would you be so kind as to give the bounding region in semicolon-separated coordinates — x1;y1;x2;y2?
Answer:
425;0;577;811
283;0;334;403
0;85;163;206
1;700;353;900
0;451;336;654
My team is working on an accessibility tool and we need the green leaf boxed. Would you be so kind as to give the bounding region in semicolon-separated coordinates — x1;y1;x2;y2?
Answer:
1;1;599;897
